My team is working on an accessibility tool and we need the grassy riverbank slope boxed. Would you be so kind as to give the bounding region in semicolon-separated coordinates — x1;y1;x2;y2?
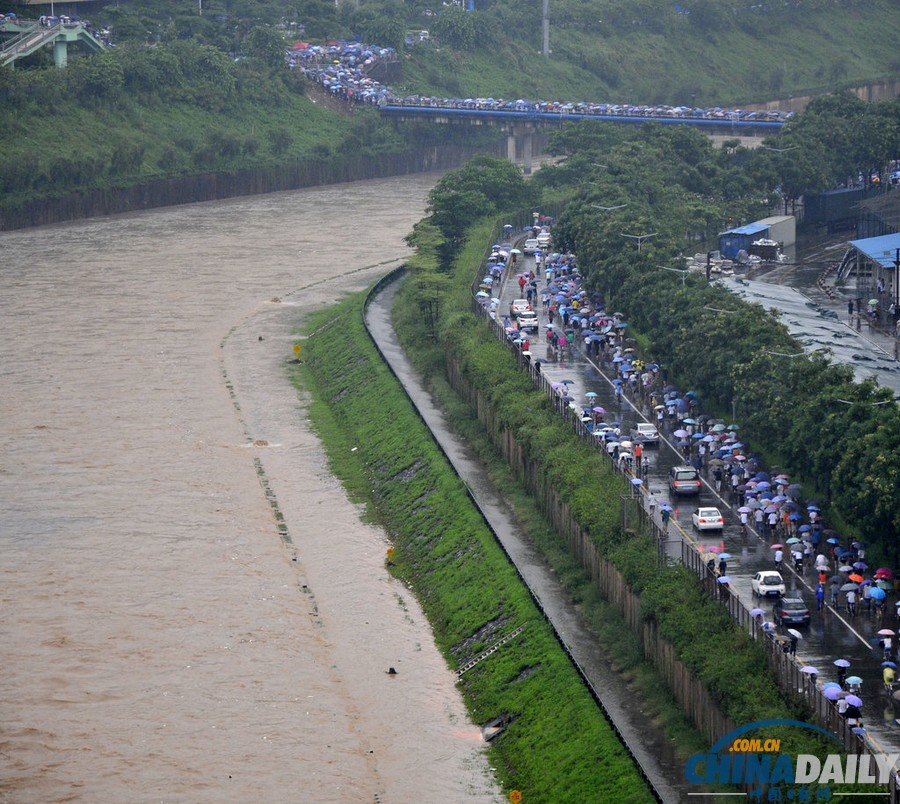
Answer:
291;296;655;803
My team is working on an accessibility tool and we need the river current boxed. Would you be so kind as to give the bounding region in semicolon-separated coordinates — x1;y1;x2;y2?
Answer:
0;175;502;803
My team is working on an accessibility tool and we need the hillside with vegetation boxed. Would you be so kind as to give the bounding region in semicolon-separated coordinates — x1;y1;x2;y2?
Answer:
1;0;899;218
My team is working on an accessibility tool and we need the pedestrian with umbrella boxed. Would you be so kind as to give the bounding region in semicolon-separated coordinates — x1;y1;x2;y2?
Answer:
835;658;850;687
816;583;825;612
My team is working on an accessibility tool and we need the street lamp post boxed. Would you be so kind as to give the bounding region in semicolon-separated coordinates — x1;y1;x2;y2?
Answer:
660;266;689;286
621;232;658;254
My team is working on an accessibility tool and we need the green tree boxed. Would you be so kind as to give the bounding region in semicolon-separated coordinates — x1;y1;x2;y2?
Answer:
432;5;476;50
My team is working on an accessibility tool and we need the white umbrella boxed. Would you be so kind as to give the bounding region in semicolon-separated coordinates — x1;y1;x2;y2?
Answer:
787;629;803;640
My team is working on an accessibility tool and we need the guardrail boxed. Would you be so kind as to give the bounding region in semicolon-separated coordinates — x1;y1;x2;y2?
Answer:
470;271;900;792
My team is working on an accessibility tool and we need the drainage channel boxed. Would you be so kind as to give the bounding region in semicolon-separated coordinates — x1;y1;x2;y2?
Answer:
364;270;703;803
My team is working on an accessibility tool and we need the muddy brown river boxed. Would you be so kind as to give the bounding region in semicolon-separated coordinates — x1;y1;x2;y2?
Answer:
0;176;503;803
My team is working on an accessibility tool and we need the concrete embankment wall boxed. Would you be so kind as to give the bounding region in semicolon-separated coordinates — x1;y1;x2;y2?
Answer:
0;142;504;231
444;355;736;748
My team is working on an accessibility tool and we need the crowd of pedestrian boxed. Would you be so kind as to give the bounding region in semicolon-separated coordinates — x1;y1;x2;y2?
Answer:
477;219;900;749
293;38;793;124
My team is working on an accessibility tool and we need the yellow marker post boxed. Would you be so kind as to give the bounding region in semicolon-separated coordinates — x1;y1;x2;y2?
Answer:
509;791;523;803
293;343;302;358
386;548;395;562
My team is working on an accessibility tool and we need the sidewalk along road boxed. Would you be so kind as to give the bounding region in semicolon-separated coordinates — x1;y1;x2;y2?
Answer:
493;247;900;757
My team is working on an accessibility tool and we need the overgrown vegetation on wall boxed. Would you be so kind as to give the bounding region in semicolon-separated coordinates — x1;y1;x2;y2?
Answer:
292;295;655;803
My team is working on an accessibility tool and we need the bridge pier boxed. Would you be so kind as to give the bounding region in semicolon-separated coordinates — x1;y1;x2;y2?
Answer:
53;38;68;68
506;124;536;175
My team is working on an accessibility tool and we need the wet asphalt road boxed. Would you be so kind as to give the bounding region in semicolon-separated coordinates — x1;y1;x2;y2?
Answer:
495;246;900;757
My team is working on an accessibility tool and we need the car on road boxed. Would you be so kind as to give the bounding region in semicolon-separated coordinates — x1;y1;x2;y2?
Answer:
523;238;540;254
510;298;531;318
517;311;539;333
751;571;786;598
668;465;700;495
536;231;552;248
631;422;659;445
773;596;810;626
691;507;724;531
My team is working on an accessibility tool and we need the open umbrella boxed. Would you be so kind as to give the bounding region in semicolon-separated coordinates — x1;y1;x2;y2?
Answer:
771;544;784;550
834;659;851;668
838;565;853;572
853;561;868;570
883;661;898;669
870;587;887;601
786;537;801;544
841;582;859;592
750;608;765;617
673;429;690;438
824;686;843;700
878;629;896;636
717;576;732;584
787;629;803;640
800;666;818;674
585;391;598;399
848;573;864;583
718;553;733;561
738;506;751;514
875;568;894;579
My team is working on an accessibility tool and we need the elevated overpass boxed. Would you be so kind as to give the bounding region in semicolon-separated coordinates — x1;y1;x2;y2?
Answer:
380;103;782;173
0;19;103;68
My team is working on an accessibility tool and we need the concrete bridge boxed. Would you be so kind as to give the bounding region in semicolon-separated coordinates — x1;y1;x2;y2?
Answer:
0;19;103;68
380;103;782;172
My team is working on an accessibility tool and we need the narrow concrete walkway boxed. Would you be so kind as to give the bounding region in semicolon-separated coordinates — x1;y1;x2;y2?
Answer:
365;277;690;803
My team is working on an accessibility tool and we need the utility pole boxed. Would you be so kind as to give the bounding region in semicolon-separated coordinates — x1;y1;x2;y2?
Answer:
542;0;550;57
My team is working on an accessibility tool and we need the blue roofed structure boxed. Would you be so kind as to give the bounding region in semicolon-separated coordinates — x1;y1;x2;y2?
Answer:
849;233;900;268
718;223;769;259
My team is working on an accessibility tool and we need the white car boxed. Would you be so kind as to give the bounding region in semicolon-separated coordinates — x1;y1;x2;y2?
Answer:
537;231;552;248
517;311;539;333
523;238;540;254
751;571;786;598
692;507;724;531
631;422;659;445
509;298;531;318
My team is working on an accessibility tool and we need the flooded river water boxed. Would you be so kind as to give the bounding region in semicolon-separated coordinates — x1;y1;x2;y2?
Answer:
0;176;502;803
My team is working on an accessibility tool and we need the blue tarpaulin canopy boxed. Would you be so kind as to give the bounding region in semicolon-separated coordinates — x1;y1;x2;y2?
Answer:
849;233;900;269
718;223;769;238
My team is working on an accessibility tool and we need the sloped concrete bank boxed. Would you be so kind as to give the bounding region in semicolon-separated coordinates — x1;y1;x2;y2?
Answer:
0;142;503;231
364;271;700;803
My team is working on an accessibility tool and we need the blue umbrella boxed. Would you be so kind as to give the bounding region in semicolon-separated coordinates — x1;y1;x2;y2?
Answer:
719;553;733;560
798;525;811;532
717;576;732;584
882;661;897;669
870;587;887;600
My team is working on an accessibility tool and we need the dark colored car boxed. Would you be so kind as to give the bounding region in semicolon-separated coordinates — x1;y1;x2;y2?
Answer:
773;597;811;626
668;465;701;495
